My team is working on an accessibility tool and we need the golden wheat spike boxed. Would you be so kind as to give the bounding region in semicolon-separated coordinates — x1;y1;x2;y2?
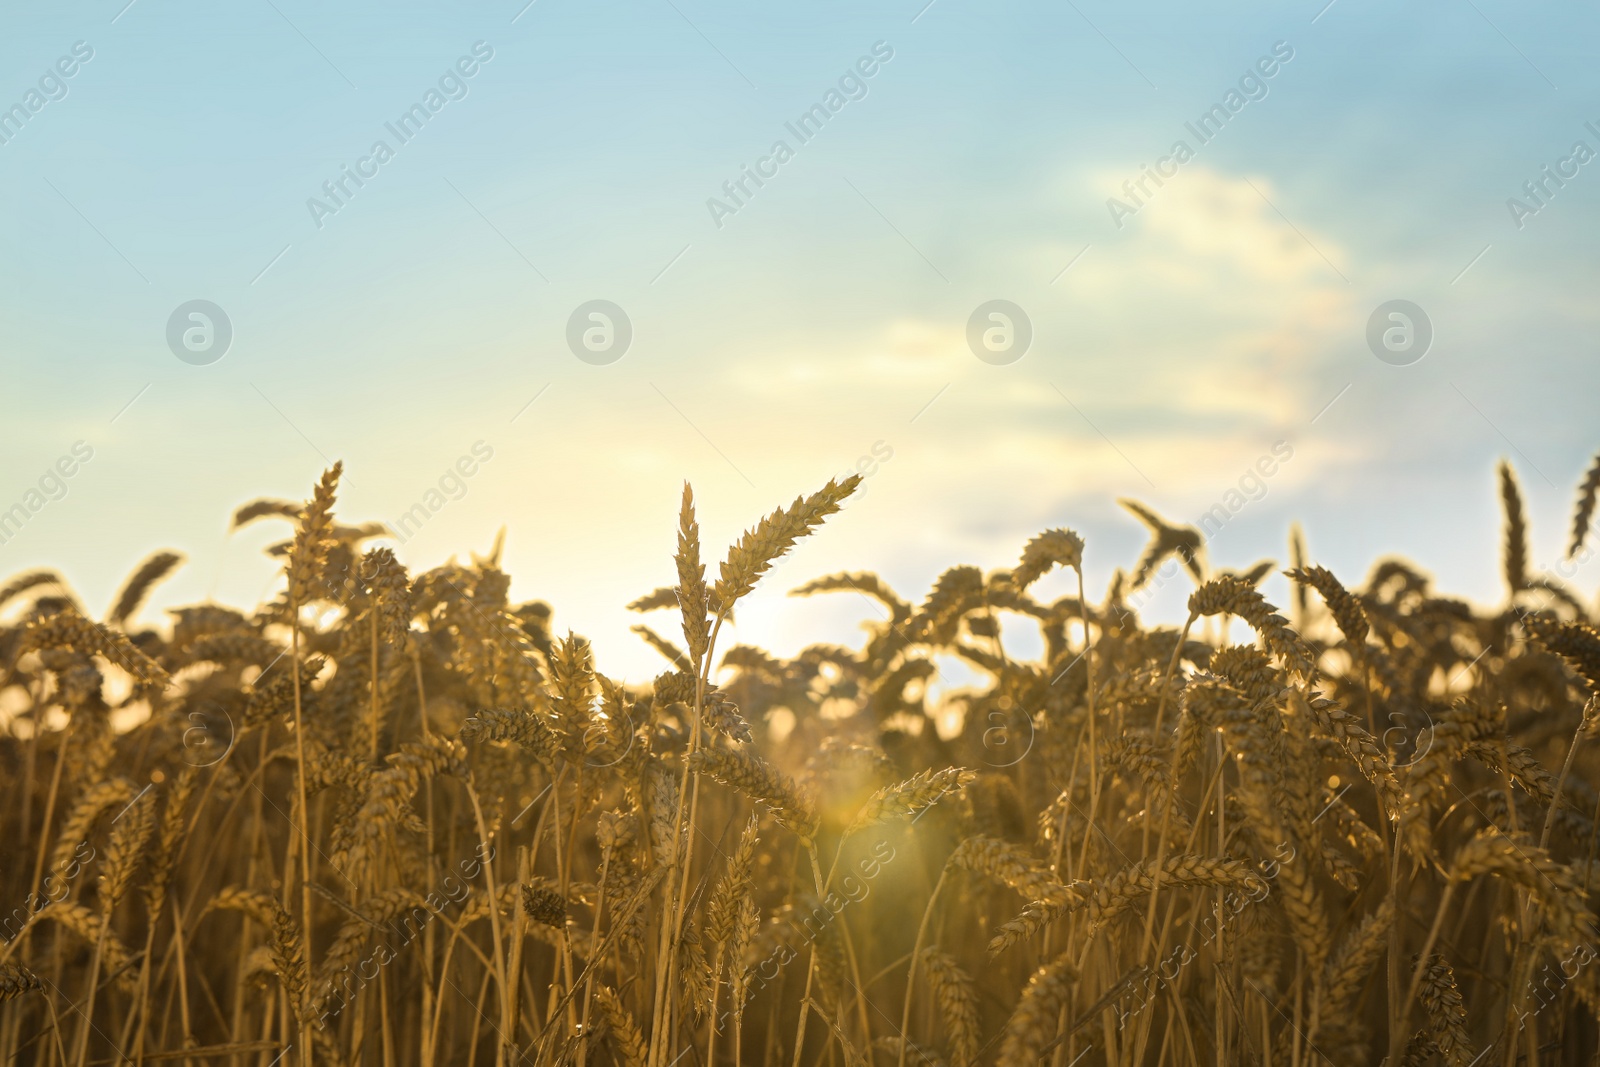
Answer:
846;767;975;834
1448;831;1591;950
705;812;759;953
1318;897;1394;1020
1084;854;1264;931
1011;528;1084;592
594;985;648;1067
206;885;281;927
108;550;183;627
675;482;711;665
520;883;567;929
35;904;140;993
144;767;198;920
712;475;861;611
287;462;342;608
1499;459;1529;595
0;963;43;1003
268;899;310;1023
996;954;1075;1067
909;565;985;644
645;763;682;869
231;498;301;528
788;571;910;617
1416;955;1473;1067
1285;565;1369;645
547;630;597;745
631;623;693;673
461;707;557;760
987;893;1077;958
688;747;818;840
99;787;155;908
919;948;980;1067
1189;574;1315;679
1288;521;1309;620
1118;497;1167;533
0;569;66;613
1119;499;1205;589
1220;707;1333;970
46;777;136;881
1525;614;1600;693
1569;448;1600;558
949;835;1063;901
627;586;680;612
1297;690;1403;815
24;606;170;688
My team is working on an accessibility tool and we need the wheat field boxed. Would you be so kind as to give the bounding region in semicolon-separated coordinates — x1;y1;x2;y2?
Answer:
3;454;1600;1067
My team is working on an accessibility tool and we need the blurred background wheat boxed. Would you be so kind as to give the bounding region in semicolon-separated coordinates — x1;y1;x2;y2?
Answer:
4;452;1600;1067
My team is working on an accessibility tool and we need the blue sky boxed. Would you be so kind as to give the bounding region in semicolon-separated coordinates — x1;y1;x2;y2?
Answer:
2;0;1598;679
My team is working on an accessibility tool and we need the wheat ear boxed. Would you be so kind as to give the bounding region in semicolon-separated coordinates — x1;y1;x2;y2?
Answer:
1499;459;1529;595
996;955;1075;1067
1568;448;1600;557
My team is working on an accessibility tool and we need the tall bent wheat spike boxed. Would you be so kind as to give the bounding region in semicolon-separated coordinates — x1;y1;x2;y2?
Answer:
712;475;861;611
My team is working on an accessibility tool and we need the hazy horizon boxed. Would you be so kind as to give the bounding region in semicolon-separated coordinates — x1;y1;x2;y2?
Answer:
4;0;1598;680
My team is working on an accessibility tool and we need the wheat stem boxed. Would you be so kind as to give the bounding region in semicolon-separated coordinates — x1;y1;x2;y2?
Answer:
288;611;316;1067
1394;881;1457;1064
896;865;950;1067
